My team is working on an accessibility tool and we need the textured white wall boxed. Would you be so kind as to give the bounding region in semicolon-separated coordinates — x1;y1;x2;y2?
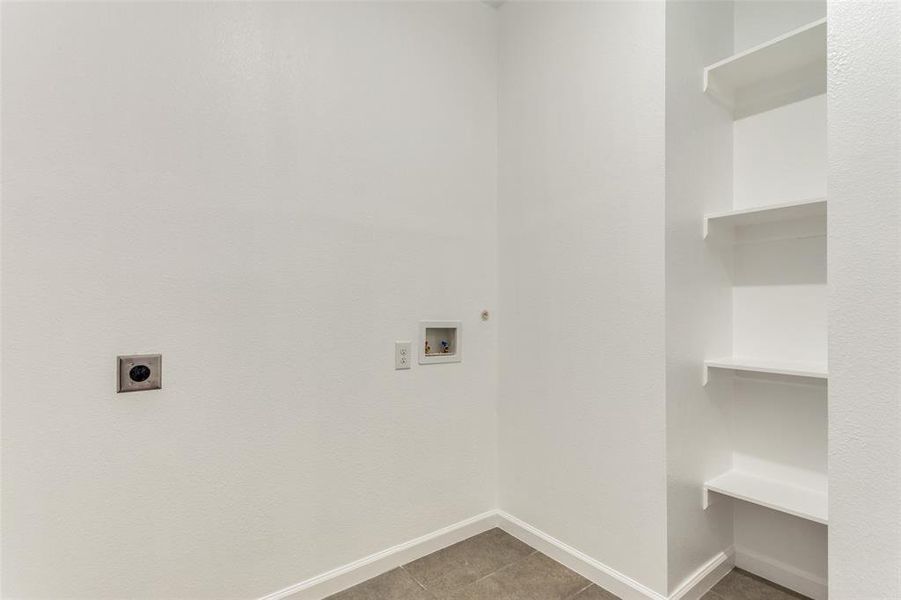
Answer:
732;95;826;210
664;0;735;592
828;1;901;598
1;3;498;598
497;2;668;594
733;0;825;52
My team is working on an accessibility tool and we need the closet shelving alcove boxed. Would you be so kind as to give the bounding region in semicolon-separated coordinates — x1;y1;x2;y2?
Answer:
703;18;827;119
698;14;829;597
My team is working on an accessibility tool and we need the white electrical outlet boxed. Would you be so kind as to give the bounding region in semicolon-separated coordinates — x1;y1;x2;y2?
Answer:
395;341;412;370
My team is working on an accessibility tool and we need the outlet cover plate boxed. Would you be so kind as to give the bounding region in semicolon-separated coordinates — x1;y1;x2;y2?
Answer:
395;341;412;370
117;354;162;393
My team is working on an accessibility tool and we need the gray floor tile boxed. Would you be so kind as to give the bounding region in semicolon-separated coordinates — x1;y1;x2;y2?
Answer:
570;583;622;600
441;551;590;600
325;567;431;600
703;569;810;600
403;528;534;596
327;535;803;600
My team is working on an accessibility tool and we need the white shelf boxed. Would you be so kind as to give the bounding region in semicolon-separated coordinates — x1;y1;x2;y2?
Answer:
703;470;828;525
704;357;827;384
703;198;826;240
704;18;826;119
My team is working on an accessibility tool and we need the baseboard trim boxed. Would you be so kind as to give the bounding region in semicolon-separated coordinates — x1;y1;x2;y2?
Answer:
496;511;673;600
735;546;827;600
260;509;733;600
258;510;499;600
496;511;733;600
668;549;735;600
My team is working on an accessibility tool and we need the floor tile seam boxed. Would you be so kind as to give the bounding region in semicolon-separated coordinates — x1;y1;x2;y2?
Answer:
564;582;596;600
400;564;429;592
484;548;538;579
486;547;539;580
432;547;540;598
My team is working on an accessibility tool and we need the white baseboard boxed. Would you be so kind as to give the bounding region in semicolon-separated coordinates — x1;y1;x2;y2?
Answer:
495;511;668;600
668;548;735;600
735;546;827;600
259;510;499;600
259;509;733;600
495;511;732;600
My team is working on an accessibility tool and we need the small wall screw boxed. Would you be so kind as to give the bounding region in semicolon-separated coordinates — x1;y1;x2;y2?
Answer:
481;310;490;321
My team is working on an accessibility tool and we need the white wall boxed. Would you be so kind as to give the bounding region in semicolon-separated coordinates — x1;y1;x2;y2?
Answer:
497;2;668;594
733;0;826;52
664;0;735;592
0;3;499;598
733;95;826;210
828;1;901;598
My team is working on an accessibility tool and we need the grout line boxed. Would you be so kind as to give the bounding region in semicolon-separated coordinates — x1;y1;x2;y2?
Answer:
565;582;595;600
443;547;539;594
399;565;429;592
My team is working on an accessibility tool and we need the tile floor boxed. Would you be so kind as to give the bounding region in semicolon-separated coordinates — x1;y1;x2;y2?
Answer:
325;528;808;600
703;569;810;600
